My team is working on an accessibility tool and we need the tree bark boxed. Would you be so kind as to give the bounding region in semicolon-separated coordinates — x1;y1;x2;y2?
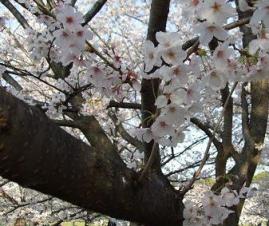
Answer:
0;88;184;226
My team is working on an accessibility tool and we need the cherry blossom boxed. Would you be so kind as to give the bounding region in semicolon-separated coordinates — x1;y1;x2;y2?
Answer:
169;64;189;84
206;70;226;91
1;0;268;224
250;0;269;33
194;22;228;45
213;42;233;72
151;116;174;138
198;0;236;25
221;187;240;207
156;31;181;49
143;40;161;72
249;31;269;55
161;103;186;125
55;4;84;29
160;45;187;65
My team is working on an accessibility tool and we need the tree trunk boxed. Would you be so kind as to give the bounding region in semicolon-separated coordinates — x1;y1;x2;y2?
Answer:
0;88;183;226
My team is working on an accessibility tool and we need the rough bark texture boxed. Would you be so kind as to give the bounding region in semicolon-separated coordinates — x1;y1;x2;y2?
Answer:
0;87;184;226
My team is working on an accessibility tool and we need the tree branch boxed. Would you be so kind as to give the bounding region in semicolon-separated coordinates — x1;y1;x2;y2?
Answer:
109;112;144;151
0;88;184;226
82;0;107;26
107;100;141;110
190;117;222;152
0;0;31;29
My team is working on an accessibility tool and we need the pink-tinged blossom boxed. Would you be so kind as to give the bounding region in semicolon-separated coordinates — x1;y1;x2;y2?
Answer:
247;54;269;80
185;83;201;106
162;104;186;125
53;4;93;65
249;31;269;55
156;31;181;49
156;31;186;65
170;129;185;146
213;43;233;72
87;66;106;87
198;0;236;25
143;40;161;72
54;26;92;52
188;55;202;77
250;0;269;33
160;45;187;65
195;22;228;45
202;191;232;225
61;53;78;66
182;0;202;17
170;88;187;105
220;187;240;207
54;28;74;48
150;66;170;81
151;116;174;137
183;200;199;220
169;64;189;84
206;70;226;91
56;5;84;29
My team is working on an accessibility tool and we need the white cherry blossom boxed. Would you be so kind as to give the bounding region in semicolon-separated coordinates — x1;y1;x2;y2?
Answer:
156;31;181;49
250;0;269;33
221;187;240;207
162;104;186;125
195;22;228;45
155;95;168;109
206;70;226;91
169;64;189;84
249;31;269;55
151;116;174;137
160;45;187;65
143;40;161;72
55;5;84;29
198;0;236;25
213;42;233;72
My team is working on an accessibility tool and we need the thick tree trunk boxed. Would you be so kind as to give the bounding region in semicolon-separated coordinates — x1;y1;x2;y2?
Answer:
0;88;183;226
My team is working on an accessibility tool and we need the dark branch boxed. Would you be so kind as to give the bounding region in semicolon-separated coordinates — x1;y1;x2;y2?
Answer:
107;100;141;110
82;0;107;26
0;0;31;29
0;88;184;226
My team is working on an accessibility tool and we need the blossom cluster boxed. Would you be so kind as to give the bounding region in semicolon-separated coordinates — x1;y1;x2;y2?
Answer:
184;186;252;226
53;4;93;66
0;0;269;224
136;0;269;147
